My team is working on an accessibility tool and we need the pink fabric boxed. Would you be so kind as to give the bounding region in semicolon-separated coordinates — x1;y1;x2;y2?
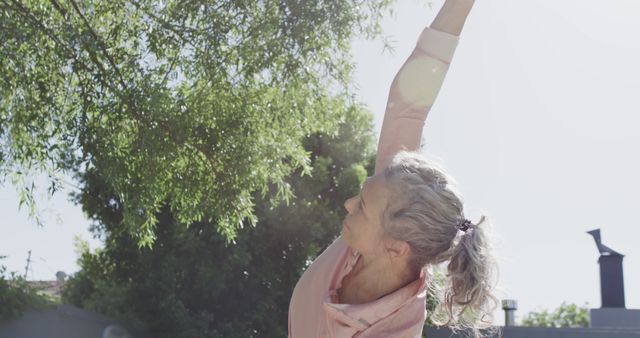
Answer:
288;26;460;338
289;237;428;337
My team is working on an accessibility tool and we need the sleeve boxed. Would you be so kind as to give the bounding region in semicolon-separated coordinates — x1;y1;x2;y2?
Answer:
373;27;460;175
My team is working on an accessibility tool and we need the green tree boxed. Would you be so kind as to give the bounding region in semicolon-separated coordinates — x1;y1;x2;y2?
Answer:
520;302;590;328
62;105;376;338
0;0;395;244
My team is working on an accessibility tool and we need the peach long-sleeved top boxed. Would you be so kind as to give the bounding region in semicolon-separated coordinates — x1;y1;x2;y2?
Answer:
288;27;459;338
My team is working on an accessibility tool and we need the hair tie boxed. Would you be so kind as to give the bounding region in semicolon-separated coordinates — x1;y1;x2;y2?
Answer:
433;177;447;191
456;219;473;232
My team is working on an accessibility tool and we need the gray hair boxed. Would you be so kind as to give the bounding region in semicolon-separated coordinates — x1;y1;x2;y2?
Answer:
381;151;497;337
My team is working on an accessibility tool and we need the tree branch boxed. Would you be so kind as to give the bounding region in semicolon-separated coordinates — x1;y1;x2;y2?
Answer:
5;0;114;93
68;0;129;92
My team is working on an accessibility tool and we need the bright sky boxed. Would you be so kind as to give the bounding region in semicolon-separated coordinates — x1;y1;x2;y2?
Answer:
1;0;639;327
350;0;640;325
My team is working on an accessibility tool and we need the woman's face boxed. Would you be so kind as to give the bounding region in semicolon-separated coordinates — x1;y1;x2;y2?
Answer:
341;174;393;255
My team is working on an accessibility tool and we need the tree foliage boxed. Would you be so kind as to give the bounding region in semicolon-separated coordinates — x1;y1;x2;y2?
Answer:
0;257;54;320
520;302;590;328
0;0;395;244
62;105;376;338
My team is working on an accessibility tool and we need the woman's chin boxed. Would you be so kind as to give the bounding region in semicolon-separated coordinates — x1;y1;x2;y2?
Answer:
340;227;347;239
340;229;353;246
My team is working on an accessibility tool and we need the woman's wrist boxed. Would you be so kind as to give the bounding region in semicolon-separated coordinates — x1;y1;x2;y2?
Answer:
430;0;476;36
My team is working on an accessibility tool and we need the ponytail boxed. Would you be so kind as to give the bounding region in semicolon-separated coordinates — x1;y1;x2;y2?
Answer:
433;216;498;337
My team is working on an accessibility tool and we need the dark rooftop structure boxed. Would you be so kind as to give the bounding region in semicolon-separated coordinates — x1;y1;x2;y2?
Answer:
587;228;640;330
424;326;640;338
0;304;134;338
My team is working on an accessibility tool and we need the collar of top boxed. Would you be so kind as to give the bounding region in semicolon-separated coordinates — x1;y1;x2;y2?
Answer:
323;250;429;330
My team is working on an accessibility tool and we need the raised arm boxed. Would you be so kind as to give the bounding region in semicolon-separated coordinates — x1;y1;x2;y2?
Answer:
374;0;475;175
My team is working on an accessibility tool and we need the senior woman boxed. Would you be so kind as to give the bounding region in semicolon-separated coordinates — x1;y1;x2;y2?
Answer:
288;0;496;337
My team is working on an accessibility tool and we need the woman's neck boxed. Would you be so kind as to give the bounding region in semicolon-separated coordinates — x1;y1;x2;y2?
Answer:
344;253;418;303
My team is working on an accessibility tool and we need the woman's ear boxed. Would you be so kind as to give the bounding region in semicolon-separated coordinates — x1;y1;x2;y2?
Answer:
385;238;411;259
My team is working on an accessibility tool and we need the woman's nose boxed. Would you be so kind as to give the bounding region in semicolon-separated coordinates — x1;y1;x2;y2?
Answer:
344;196;355;213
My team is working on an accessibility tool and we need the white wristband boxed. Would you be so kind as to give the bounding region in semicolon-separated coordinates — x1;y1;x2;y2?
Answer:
416;27;460;63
